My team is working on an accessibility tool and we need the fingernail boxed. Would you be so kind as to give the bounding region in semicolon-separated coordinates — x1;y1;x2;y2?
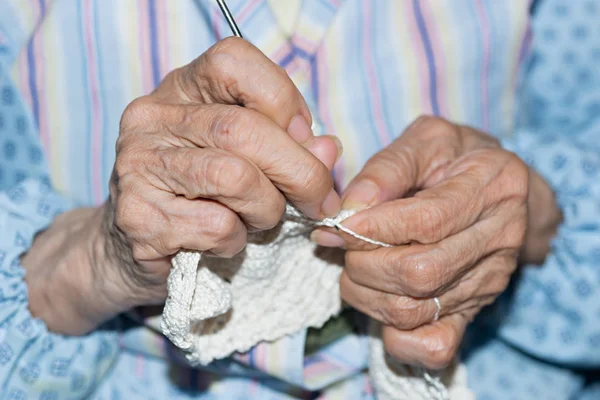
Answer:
323;135;344;162
287;115;312;143
322;188;341;218
342;179;379;210
310;230;345;247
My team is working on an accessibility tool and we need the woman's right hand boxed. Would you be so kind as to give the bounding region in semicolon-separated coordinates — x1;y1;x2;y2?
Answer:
23;37;341;334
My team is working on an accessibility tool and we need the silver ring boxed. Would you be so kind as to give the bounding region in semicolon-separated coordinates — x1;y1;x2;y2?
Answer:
433;297;441;322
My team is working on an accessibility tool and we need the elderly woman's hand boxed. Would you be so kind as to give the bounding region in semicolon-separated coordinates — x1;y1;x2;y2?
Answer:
23;37;341;335
312;116;561;369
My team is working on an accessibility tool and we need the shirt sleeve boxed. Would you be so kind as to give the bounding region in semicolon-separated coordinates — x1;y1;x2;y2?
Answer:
495;133;600;367
0;178;121;399
0;1;49;70
489;0;600;368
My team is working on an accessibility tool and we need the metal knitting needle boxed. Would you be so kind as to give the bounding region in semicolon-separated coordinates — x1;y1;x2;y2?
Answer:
216;0;243;38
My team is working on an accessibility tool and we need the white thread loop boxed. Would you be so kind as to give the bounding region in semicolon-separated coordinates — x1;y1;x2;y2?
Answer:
422;369;451;400
308;209;395;248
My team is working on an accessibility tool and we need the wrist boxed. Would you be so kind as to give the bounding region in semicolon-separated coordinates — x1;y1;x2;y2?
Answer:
23;207;138;335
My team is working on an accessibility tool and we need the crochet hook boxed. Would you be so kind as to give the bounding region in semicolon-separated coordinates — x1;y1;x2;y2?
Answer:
216;0;243;38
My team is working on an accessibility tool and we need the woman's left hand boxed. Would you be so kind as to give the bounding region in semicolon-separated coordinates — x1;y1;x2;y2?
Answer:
312;116;561;369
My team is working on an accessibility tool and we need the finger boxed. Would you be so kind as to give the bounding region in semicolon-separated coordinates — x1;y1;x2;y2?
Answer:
343;218;496;297
140;37;343;174
340;271;439;330
115;183;247;260
382;313;470;370
160;37;343;165
341;116;498;210
146;103;340;219
165;197;247;258
341;116;463;210
340;253;512;330
147;147;286;231
335;166;493;250
309;135;343;172
157;37;312;135
315;147;523;251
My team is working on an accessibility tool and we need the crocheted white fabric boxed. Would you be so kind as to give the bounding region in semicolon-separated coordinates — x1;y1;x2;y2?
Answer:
369;322;475;400
161;205;473;399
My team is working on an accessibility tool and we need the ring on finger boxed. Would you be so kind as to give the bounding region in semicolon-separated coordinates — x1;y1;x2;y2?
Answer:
433;297;441;322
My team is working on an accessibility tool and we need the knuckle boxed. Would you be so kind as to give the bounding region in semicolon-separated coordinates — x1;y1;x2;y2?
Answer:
414;116;464;159
415;115;455;138
200;37;251;97
210;36;248;57
379;296;405;327
202;153;256;198
115;148;154;180
152;232;177;257
263;77;297;110
503;152;530;200
257;194;286;230
202;51;234;84
210;107;260;151
503;219;527;249
402;254;439;298
113;152;131;180
207;209;243;249
422;332;458;370
120;96;159;132
490;273;511;295
413;115;431;125
222;156;256;196
115;192;145;235
204;38;242;71
155;148;180;178
381;296;423;330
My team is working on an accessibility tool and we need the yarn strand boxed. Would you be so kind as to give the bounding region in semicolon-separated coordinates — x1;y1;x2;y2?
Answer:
163;204;453;400
302;206;450;400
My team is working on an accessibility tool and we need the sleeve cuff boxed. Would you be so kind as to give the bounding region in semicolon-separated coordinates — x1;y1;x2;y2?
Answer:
0;179;121;397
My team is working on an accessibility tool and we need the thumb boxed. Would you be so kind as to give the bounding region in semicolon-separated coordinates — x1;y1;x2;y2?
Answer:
342;116;464;210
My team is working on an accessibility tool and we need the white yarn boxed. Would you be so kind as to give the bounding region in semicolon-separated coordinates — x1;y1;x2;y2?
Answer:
161;204;472;399
162;205;343;365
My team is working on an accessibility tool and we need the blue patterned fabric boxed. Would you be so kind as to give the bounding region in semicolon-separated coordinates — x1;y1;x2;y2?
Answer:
0;179;121;399
0;76;45;190
463;0;600;398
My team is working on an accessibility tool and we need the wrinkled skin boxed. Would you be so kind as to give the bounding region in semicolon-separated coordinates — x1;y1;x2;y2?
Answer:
24;37;341;334
24;39;561;369
312;116;561;369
